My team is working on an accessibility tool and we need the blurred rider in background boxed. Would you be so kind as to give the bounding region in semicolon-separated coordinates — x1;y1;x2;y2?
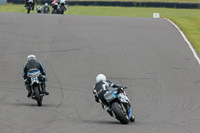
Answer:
51;0;67;10
51;0;57;7
23;55;49;98
43;3;50;14
24;0;37;10
58;0;68;10
37;4;42;13
57;0;68;5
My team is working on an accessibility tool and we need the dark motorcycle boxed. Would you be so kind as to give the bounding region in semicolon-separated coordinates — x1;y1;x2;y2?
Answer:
43;6;50;14
59;2;67;14
51;3;58;14
27;70;45;106
26;0;34;14
104;87;135;124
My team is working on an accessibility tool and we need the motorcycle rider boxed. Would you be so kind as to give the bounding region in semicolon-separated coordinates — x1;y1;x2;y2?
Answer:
51;0;59;13
43;3;50;14
51;0;67;9
37;4;42;13
57;0;67;4
57;0;67;10
51;0;57;7
93;74;126;116
24;0;37;10
23;55;49;98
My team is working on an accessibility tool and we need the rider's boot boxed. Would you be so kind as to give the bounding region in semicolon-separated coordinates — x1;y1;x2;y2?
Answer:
41;82;49;95
103;105;114;117
26;86;32;98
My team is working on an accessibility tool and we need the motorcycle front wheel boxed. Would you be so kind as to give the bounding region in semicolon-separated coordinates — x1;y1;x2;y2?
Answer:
27;8;30;14
52;9;57;14
34;86;42;106
60;6;65;14
111;102;129;124
27;4;31;14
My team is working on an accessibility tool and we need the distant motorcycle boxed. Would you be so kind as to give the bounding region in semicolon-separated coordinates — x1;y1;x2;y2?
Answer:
43;6;50;14
51;3;59;14
104;87;135;124
26;0;34;14
37;5;42;13
27;70;45;106
59;1;67;14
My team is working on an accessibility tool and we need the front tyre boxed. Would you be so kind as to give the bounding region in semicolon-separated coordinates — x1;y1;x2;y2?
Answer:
60;6;65;14
34;86;42;106
52;9;57;14
27;4;31;14
111;102;129;124
27;8;30;14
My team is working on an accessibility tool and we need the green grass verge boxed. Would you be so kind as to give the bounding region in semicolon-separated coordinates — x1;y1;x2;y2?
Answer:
68;0;200;3
0;4;27;13
0;4;200;54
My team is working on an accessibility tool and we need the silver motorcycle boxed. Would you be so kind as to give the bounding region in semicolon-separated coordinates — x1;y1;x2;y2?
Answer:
27;70;45;106
104;87;135;124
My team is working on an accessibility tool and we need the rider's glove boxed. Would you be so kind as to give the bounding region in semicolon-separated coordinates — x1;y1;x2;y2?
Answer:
117;87;124;94
43;71;46;76
122;85;127;89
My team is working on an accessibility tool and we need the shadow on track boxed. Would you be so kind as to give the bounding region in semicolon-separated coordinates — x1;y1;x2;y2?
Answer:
4;102;56;107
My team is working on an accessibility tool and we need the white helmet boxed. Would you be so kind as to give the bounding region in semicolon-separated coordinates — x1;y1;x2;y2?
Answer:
27;55;36;61
96;74;106;83
45;3;48;6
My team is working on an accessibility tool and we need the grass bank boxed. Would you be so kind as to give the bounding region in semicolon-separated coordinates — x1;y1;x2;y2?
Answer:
0;4;199;54
68;0;200;3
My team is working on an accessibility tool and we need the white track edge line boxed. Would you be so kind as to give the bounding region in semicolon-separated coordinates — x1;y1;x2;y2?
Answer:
164;18;200;66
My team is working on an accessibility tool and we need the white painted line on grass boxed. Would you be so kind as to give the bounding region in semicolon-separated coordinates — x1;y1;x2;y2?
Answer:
164;18;200;66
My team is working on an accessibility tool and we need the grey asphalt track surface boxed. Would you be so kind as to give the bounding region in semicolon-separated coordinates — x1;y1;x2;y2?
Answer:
0;12;200;133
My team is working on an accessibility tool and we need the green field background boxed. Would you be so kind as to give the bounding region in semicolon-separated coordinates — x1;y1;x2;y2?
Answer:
0;4;200;54
67;0;200;3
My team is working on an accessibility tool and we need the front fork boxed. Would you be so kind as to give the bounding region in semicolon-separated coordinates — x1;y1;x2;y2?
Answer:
120;102;133;120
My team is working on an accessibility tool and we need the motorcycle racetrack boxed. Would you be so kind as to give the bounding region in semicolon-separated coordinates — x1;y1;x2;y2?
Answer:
0;12;200;133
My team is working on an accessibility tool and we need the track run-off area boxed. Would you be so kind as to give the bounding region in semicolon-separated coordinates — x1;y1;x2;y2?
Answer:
0;12;200;133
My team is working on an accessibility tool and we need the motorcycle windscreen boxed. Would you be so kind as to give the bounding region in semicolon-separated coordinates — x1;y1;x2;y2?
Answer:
104;92;117;103
27;70;40;78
